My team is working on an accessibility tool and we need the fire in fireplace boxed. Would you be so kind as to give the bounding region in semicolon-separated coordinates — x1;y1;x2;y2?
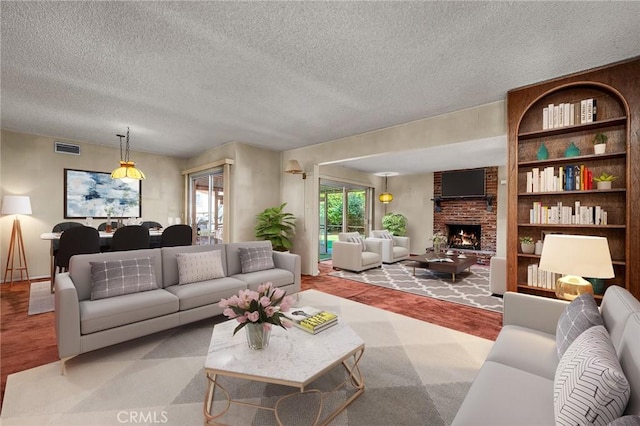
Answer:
447;224;481;250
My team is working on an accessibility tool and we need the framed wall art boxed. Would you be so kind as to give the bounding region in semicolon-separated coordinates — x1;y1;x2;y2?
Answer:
64;169;142;218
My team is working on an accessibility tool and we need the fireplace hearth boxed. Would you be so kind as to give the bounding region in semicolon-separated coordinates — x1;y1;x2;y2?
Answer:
447;224;481;250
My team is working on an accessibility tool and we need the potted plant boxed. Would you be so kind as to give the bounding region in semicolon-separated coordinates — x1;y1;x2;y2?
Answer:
519;236;535;254
382;212;407;236
592;133;608;155
432;232;447;254
593;172;617;190
255;203;296;251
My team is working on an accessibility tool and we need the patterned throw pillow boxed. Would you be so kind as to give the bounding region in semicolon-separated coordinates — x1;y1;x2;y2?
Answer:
176;250;225;284
349;235;366;251
90;257;158;300
608;416;640;426
556;292;604;358
554;325;630;426
238;246;275;274
379;231;393;240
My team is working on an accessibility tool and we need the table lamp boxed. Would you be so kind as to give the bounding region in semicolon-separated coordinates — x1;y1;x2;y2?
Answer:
2;195;32;284
538;234;614;301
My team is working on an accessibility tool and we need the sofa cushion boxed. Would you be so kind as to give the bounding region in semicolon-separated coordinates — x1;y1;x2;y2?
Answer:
554;325;630;426
608;416;640;426
556;292;603;358
90;257;158;300
80;289;179;334
176;250;225;285
165;277;246;311
239;246;275;273
232;268;294;291
452;361;555;425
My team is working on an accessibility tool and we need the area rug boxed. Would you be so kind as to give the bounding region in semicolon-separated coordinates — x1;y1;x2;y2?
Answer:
27;281;54;315
330;262;503;313
1;289;493;425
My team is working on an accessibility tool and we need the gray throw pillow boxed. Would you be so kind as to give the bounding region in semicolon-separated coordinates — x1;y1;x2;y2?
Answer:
349;235;366;251
556;292;603;358
239;246;275;273
90;257;157;300
554;325;630;426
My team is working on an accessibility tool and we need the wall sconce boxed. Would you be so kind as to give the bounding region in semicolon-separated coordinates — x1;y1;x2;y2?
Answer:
284;160;306;179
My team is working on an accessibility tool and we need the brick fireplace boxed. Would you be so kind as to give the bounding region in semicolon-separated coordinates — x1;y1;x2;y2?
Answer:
433;167;498;262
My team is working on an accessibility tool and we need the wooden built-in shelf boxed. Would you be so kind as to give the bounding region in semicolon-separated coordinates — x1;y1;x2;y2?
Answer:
517;117;627;140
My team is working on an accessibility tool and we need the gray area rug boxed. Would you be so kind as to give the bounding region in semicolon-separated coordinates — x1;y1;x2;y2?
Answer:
330;262;503;313
27;281;54;315
2;290;493;425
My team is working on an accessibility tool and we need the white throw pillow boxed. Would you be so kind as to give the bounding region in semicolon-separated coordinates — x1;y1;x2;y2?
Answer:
554;325;630;426
176;250;225;285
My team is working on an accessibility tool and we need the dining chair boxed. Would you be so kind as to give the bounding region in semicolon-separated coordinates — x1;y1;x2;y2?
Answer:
141;221;163;230
161;224;193;247
54;226;101;291
51;221;84;257
110;225;150;251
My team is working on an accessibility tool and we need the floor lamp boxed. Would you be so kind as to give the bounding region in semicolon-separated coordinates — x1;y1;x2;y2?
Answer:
2;195;32;284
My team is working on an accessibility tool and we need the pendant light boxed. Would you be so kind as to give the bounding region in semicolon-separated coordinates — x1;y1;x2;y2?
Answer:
111;127;146;181
379;174;393;204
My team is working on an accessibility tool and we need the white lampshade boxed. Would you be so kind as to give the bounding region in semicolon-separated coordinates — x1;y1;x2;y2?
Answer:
539;234;614;279
284;159;303;174
1;195;32;215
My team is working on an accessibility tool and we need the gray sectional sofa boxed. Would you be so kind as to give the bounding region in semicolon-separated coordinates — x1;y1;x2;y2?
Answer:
55;241;300;367
453;285;640;425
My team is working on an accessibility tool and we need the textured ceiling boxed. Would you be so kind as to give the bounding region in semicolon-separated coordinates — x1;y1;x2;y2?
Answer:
2;2;640;174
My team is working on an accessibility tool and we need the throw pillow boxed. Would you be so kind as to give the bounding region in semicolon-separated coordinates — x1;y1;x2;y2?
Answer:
176;250;225;285
556;292;603;358
238;246;275;274
554;325;630;426
379;231;393;240
90;257;158;300
349;235;366;251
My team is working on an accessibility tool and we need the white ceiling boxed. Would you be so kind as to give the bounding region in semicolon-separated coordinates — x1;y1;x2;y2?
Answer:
2;2;639;174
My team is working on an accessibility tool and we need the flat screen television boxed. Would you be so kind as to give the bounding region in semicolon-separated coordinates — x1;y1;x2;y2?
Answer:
441;169;486;198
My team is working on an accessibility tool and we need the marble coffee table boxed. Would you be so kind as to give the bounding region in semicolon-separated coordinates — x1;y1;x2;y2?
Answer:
204;319;365;425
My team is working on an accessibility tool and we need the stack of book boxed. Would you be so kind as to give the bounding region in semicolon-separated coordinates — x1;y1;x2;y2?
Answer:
283;306;338;334
542;98;597;129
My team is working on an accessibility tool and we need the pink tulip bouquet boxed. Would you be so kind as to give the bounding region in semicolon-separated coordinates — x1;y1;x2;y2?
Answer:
218;282;295;335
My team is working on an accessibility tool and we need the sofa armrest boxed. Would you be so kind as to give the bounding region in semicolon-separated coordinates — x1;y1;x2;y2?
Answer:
55;272;82;359
364;238;382;254
273;251;301;292
332;241;363;269
503;291;569;335
392;236;410;249
366;237;392;260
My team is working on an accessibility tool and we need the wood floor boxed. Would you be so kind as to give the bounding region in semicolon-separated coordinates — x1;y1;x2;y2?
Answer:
0;261;502;405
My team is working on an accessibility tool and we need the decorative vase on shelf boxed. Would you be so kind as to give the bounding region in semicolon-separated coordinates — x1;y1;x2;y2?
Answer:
245;323;271;350
521;243;535;254
594;143;607;155
537;143;549;160
564;142;580;157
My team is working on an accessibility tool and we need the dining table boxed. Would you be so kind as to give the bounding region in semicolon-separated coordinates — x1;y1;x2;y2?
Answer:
41;228;164;281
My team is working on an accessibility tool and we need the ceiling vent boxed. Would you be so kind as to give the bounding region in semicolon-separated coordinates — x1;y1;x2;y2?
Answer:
54;141;80;155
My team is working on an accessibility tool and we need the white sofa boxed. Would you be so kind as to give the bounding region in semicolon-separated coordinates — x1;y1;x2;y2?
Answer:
331;232;382;272
367;230;410;263
55;241;300;367
453;286;640;425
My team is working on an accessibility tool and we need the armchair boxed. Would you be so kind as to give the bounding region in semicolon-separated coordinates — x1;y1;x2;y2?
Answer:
367;230;410;263
332;232;382;272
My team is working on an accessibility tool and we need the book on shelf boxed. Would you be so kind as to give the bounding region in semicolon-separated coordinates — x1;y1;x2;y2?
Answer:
283;306;338;334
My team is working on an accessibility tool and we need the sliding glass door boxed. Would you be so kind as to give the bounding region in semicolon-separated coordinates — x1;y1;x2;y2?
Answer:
319;180;371;261
189;170;224;245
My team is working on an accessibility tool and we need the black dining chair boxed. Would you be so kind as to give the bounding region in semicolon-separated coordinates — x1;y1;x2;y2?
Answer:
54;226;101;291
161;224;193;247
110;225;150;251
141;221;163;230
51;221;84;258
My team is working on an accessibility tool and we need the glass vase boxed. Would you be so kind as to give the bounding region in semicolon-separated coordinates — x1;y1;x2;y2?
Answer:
245;323;271;350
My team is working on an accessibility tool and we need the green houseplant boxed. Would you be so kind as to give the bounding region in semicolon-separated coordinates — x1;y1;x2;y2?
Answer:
382;212;407;236
592;133;608;155
255;203;296;251
594;171;617;190
519;236;535;254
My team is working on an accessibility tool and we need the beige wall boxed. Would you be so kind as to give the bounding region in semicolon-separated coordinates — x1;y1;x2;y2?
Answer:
0;130;186;280
185;141;282;243
283;101;507;275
